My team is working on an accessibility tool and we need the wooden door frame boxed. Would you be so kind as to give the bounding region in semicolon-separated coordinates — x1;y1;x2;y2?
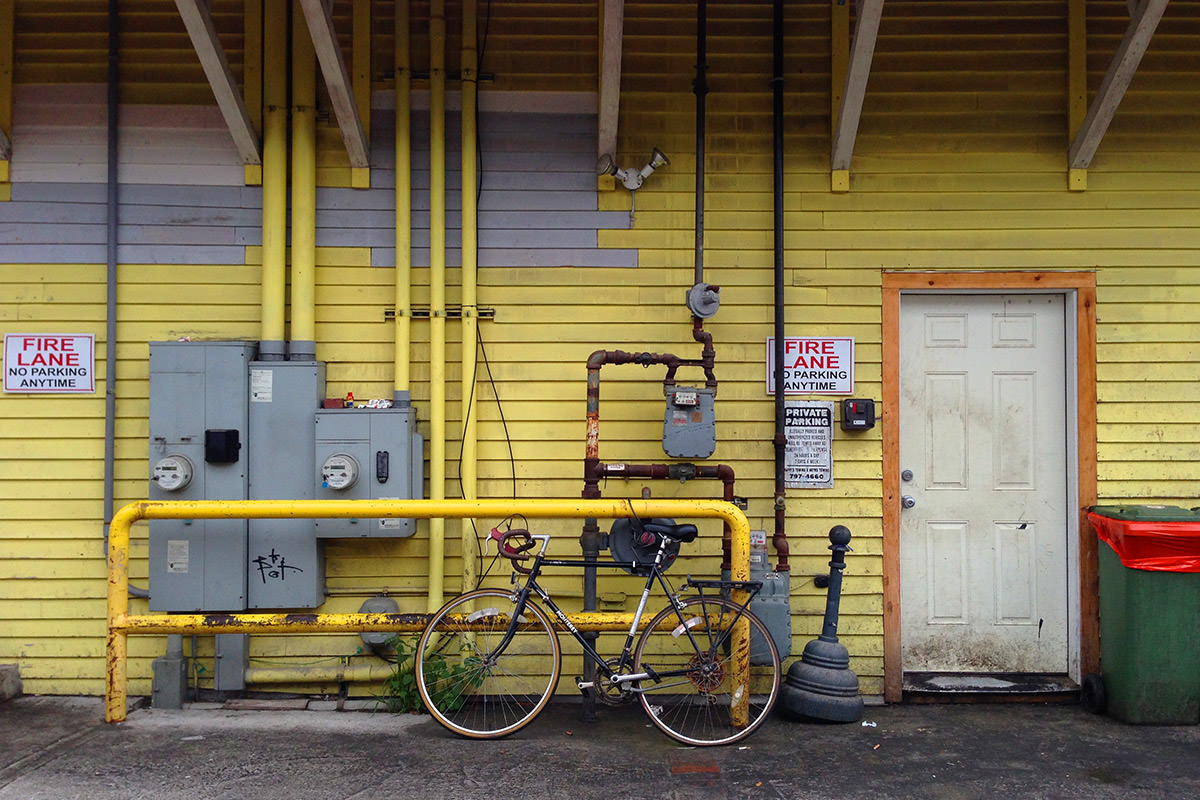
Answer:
881;271;1097;703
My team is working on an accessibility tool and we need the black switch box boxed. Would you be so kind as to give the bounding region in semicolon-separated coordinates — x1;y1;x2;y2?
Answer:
840;398;876;431
205;428;241;462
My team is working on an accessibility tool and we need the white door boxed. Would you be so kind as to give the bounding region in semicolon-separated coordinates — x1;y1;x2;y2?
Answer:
899;294;1069;673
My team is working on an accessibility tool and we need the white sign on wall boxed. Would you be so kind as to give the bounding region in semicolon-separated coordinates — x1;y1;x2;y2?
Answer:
766;337;854;395
3;333;96;393
784;401;834;488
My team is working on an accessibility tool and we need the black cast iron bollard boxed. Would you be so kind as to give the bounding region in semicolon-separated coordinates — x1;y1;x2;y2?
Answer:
778;524;864;722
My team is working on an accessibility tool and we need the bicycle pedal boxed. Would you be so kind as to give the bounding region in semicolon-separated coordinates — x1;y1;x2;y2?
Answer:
574;676;594;696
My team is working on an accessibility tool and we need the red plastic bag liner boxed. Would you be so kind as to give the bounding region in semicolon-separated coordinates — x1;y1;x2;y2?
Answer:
1088;510;1200;573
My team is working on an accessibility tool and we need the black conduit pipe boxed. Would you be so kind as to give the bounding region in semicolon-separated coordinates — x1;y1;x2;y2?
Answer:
103;0;119;555
771;0;790;571
693;0;707;287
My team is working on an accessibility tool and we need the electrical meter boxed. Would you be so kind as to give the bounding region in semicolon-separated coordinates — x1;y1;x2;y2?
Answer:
151;454;194;492
321;453;360;490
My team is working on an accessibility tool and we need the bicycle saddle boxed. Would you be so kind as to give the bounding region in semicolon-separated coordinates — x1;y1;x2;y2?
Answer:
641;520;698;542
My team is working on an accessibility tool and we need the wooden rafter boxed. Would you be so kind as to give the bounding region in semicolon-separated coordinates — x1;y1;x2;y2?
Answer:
173;0;262;165
1068;0;1169;170
597;0;624;159
830;0;884;172
298;0;370;168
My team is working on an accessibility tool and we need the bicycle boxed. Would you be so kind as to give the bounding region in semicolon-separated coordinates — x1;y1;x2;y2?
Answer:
414;516;782;746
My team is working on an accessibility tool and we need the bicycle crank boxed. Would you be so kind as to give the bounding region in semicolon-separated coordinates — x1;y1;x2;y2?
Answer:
590;658;637;705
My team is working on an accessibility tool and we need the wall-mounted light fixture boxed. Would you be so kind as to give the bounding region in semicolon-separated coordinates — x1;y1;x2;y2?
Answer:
597;148;670;224
597;148;670;191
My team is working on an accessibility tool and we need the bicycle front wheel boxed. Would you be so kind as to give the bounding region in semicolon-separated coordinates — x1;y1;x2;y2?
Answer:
634;596;781;746
416;589;561;739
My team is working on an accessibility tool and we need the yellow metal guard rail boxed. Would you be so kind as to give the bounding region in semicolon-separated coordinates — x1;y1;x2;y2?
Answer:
107;498;751;723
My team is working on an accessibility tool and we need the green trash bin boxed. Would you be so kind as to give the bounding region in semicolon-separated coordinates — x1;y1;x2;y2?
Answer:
1087;505;1200;725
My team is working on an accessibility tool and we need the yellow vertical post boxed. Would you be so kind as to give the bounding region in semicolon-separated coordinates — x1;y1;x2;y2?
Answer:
243;0;264;185
1068;0;1088;191
428;0;448;611
260;0;289;359
105;503;136;723
460;0;479;591
394;0;412;397
830;0;850;193
290;1;317;359
351;0;371;189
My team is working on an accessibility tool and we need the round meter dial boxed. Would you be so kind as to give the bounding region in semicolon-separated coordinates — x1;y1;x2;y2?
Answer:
152;454;194;492
321;453;360;491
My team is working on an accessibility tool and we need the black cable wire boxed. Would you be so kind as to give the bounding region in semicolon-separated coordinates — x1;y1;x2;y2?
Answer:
459;0;496;592
476;327;517;498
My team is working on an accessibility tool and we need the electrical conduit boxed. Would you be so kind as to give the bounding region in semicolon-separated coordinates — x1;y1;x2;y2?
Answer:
427;0;448;612
460;0;480;591
289;1;317;362
393;0;412;402
259;0;288;360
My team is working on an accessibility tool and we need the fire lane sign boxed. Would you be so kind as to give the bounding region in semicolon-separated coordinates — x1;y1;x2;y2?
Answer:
4;333;96;393
766;337;854;395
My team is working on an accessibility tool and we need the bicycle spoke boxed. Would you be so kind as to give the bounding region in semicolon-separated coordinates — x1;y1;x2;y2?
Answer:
634;596;781;746
416;589;560;739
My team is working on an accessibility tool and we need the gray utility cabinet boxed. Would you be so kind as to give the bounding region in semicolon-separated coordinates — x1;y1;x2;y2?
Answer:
313;406;424;537
247;360;326;609
148;341;256;612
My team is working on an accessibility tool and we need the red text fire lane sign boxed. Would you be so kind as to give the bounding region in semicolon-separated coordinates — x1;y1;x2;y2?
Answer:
766;337;854;395
4;333;96;393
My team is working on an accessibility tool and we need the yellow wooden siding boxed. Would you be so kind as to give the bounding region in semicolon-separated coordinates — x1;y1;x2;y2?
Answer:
5;0;1200;697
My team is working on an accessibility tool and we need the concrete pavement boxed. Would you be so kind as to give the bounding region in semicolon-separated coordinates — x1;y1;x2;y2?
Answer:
3;694;1200;799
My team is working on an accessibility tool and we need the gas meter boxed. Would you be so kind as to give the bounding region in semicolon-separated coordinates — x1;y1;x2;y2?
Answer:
321;452;360;490
151;454;194;492
663;386;716;458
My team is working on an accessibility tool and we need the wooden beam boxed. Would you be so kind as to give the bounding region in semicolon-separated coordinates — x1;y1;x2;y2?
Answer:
830;0;883;173
298;0;371;169
173;0;262;165
597;0;623;161
1068;0;1168;170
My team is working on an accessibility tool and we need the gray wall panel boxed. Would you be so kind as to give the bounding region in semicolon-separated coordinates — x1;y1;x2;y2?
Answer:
2;106;632;268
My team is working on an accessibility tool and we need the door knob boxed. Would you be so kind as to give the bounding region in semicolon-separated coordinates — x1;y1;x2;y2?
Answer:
901;495;916;509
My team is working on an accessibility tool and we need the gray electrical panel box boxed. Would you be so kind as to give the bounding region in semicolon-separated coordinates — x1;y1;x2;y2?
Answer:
663;386;716;459
148;341;256;612
247;360;326;609
747;529;791;663
313;406;424;537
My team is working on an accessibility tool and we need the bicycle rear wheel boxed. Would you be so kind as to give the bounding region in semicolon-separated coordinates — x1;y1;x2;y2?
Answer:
416;589;561;739
634;596;781;746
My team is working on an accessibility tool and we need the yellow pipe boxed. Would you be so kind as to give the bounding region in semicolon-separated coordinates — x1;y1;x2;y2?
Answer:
393;0;412;397
428;0;448;613
245;664;397;684
259;0;288;358
290;1;317;359
460;0;480;593
106;498;750;722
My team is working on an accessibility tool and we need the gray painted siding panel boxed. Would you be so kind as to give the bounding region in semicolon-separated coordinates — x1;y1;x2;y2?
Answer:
3;96;632;268
372;248;639;269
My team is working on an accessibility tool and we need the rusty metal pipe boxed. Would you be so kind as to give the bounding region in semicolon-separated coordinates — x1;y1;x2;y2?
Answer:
584;349;713;497
595;462;755;571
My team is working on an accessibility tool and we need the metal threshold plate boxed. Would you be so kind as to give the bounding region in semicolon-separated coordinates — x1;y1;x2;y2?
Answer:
903;672;1079;701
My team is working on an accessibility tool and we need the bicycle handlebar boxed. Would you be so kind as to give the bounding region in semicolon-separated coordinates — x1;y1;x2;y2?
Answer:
488;527;545;574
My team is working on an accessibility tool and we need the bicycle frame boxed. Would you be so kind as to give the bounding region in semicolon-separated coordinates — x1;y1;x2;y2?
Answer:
492;534;762;692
